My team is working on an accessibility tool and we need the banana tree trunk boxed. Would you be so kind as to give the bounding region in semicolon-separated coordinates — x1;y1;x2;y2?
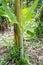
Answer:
14;0;24;57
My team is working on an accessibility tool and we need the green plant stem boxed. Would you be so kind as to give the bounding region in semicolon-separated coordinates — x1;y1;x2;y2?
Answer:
14;0;24;58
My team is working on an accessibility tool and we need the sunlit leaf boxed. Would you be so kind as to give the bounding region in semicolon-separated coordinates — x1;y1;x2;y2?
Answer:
22;0;39;26
22;8;28;16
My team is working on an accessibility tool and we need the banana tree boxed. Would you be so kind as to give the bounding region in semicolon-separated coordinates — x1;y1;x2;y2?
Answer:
0;0;39;64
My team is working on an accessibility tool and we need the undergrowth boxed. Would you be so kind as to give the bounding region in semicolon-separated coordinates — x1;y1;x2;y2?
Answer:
0;39;32;65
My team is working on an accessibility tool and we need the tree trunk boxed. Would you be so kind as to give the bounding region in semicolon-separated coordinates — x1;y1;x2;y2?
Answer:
14;0;24;57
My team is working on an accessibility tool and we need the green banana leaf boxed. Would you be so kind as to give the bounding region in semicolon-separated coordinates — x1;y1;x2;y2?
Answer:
24;20;38;36
0;9;5;16
0;0;18;25
27;30;35;36
22;0;39;26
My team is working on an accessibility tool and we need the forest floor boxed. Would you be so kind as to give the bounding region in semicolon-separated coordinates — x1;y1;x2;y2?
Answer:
0;26;43;65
